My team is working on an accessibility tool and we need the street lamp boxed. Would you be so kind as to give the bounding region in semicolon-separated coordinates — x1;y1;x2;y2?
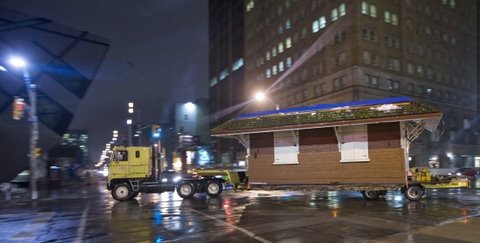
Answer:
127;119;132;146
128;102;134;114
254;91;279;110
8;55;39;200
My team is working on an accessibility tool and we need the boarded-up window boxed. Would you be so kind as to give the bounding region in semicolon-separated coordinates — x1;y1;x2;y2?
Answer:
337;125;369;162
274;131;299;164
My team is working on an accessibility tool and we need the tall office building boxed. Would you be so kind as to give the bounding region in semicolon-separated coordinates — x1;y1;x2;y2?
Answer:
60;130;89;162
209;0;246;164
242;0;477;167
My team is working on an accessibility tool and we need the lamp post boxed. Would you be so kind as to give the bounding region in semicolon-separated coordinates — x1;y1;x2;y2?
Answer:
9;56;39;200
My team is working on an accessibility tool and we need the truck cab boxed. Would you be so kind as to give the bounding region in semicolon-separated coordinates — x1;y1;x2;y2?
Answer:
107;146;224;201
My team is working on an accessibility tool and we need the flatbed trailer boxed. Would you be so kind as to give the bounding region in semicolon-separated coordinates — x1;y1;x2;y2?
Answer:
248;167;471;201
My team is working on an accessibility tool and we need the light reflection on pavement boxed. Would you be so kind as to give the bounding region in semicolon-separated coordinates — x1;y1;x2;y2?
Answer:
0;178;479;242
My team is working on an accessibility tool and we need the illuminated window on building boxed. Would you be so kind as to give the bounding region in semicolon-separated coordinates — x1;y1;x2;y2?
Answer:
417;65;424;77
312;20;320;33
339;3;346;16
361;1;368;15
331;8;338;21
209;77;218;87
272;65;278;75
449;0;455;8
232;58;244;71
246;0;254;12
286;37;292;48
279;61;284;72
286;57;292;67
392;14;398;25
278;42;284;53
219;69;229;80
286;19;291;29
426;88;433;96
272;47;277;57
278;25;284;35
266;69;272;78
319;16;326;29
384;11;391;23
369;4;377;18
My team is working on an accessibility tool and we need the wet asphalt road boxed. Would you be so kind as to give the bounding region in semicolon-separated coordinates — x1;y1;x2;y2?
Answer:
1;178;480;243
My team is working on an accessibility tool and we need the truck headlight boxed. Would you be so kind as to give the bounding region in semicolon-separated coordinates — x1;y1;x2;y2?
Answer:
162;178;168;182
173;176;181;182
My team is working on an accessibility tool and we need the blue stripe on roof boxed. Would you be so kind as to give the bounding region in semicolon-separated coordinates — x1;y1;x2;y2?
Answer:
236;96;413;119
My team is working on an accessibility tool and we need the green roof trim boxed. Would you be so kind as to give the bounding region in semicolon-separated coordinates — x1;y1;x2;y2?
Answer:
211;100;442;136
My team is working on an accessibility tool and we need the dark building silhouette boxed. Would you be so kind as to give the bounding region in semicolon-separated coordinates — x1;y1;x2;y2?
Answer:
208;0;246;164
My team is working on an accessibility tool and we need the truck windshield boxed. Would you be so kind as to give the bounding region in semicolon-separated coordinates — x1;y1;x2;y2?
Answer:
113;150;128;161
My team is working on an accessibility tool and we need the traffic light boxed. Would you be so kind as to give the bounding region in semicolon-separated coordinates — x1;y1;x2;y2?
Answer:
151;125;161;139
12;96;25;120
34;147;42;158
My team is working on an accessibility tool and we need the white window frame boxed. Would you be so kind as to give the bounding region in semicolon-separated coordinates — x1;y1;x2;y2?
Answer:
273;131;299;165
335;125;370;162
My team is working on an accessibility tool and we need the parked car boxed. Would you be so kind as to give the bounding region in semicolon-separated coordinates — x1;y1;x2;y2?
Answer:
448;168;479;178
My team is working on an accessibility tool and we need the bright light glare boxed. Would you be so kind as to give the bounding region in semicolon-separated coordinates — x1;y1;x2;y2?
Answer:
254;91;265;102
185;102;195;111
9;56;27;68
126;119;132;125
0;65;7;72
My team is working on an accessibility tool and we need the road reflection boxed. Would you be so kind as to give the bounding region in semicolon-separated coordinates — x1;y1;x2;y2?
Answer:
105;185;480;242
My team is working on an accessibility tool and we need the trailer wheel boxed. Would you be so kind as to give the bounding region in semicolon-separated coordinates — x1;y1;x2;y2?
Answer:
177;182;195;199
112;183;133;201
404;185;424;201
206;181;223;197
361;190;381;200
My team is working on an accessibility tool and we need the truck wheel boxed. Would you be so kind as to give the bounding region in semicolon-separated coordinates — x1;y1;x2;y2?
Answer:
206;181;223;197
177;182;195;199
404;185;424;201
361;190;380;200
112;183;133;201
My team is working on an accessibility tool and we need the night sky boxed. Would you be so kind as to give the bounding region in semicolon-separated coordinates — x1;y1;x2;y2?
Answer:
1;0;209;161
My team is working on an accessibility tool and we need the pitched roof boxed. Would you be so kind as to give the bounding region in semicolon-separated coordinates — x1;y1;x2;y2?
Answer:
211;97;443;136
